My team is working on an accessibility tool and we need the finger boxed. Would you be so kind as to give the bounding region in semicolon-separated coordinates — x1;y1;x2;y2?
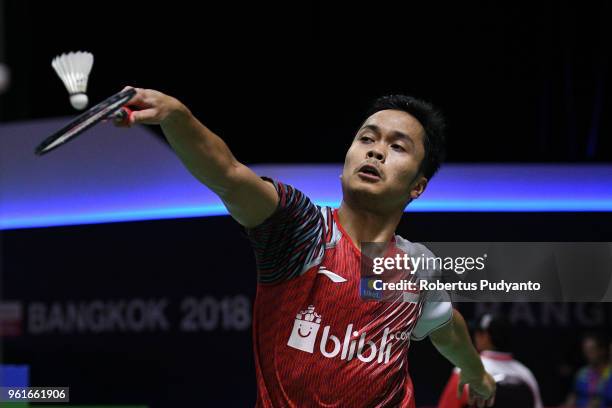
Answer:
487;395;495;407
468;391;475;406
130;108;159;125
121;87;151;108
457;381;468;399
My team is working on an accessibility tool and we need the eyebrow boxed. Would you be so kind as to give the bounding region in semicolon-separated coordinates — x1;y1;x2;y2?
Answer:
360;124;415;149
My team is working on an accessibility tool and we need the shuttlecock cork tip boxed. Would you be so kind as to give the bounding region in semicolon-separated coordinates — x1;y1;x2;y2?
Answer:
70;93;88;110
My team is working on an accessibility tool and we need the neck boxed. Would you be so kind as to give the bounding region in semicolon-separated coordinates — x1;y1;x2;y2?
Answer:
337;200;404;250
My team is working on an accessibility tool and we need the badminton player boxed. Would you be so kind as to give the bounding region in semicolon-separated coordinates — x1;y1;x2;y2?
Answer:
438;313;543;408
117;87;496;407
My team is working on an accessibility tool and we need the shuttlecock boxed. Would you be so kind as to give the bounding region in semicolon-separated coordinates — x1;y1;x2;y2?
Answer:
51;51;93;110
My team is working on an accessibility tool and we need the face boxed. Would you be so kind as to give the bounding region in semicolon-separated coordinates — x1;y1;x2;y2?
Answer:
582;338;607;366
341;109;428;212
474;330;491;352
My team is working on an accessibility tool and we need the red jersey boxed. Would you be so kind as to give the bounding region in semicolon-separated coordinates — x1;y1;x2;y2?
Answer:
247;178;452;407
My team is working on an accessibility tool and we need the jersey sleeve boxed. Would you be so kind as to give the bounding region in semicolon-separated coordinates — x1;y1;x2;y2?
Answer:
246;177;325;285
411;289;453;340
408;242;453;340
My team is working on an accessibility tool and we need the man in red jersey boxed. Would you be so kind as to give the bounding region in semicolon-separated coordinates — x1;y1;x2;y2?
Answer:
118;88;496;407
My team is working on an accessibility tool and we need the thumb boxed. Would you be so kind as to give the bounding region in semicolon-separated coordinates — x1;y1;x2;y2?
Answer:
457;382;472;404
457;380;465;398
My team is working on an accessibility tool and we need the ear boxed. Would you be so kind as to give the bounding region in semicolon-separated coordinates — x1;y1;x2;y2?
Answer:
409;175;428;200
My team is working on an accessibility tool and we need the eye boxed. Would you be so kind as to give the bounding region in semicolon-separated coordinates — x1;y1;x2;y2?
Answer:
391;144;405;152
359;135;374;143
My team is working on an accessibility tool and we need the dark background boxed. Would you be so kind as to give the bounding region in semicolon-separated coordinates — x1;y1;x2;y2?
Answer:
1;1;612;407
1;0;611;164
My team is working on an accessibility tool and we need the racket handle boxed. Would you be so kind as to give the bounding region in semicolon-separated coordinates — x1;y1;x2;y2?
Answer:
113;107;134;126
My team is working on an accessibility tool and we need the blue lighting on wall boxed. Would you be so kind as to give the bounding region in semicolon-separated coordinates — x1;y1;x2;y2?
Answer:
1;118;610;230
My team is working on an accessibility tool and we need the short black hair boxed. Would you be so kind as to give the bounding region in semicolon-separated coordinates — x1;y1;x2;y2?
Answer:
366;95;447;180
472;313;512;352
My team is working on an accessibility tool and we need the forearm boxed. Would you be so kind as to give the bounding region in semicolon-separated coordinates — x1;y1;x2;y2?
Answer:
121;87;278;227
430;309;496;404
161;106;240;196
430;309;485;378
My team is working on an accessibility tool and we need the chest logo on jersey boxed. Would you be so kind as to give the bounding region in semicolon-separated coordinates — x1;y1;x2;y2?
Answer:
317;267;347;283
287;305;409;364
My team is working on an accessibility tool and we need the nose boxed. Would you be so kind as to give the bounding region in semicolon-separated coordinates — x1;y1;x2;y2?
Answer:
367;148;385;162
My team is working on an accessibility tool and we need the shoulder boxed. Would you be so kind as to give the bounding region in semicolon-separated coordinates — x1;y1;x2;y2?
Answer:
394;235;441;282
247;177;322;229
394;235;436;257
512;359;537;376
512;361;541;390
261;177;310;208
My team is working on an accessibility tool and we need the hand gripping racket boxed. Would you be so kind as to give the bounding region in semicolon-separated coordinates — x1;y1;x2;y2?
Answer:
35;88;136;155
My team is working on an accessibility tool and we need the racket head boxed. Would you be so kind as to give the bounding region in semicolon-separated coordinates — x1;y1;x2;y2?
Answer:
35;88;137;155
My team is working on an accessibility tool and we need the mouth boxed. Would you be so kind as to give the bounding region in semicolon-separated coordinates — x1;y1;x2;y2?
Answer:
357;164;382;181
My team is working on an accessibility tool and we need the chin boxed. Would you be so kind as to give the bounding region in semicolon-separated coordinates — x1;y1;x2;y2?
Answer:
343;182;386;208
344;178;380;194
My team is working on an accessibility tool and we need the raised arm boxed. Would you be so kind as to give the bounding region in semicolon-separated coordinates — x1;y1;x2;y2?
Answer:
429;309;496;408
118;87;278;227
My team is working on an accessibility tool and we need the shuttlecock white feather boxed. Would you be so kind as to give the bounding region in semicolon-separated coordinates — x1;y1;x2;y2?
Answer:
52;51;94;110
